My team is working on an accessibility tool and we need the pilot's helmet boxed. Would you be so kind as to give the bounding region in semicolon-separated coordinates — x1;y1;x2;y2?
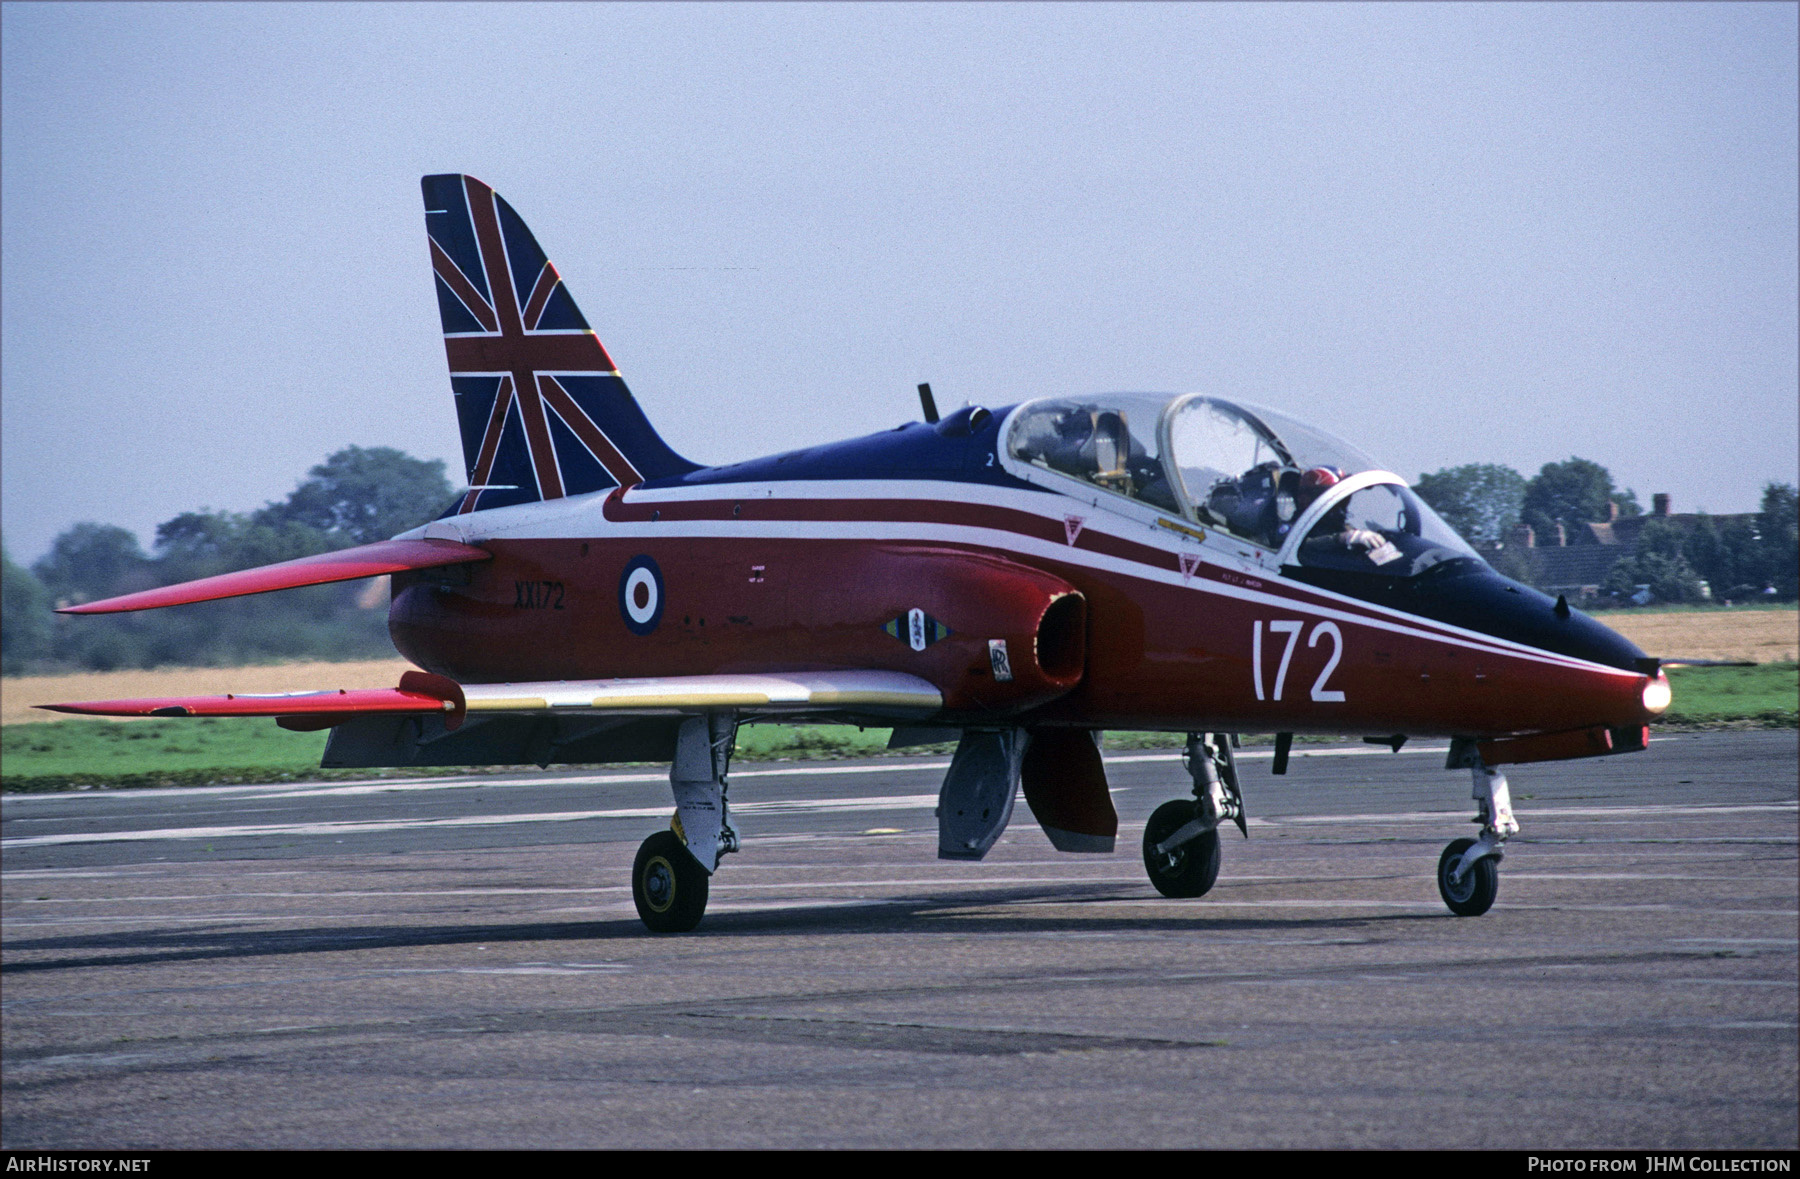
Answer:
1296;466;1343;509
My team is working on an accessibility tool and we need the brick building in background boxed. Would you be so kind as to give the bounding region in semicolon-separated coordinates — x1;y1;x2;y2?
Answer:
1494;493;1756;602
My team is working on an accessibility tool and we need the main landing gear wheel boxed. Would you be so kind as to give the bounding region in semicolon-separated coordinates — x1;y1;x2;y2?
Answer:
1142;800;1222;899
1437;837;1498;917
633;830;709;933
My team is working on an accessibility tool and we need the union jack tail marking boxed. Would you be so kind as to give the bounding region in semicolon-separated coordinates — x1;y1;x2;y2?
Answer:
422;174;695;514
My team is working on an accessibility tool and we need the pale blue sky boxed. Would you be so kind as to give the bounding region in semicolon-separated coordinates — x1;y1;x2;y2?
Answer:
4;2;1795;562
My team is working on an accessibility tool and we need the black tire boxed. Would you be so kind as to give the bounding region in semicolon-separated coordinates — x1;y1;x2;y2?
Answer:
1437;837;1499;917
1142;799;1222;898
632;830;709;933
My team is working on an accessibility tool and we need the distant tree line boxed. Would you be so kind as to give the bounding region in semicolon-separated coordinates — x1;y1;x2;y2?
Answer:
5;443;1795;675
1413;457;1798;605
3;447;453;674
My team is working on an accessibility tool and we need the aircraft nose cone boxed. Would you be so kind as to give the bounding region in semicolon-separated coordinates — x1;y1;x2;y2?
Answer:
1390;565;1652;672
1556;605;1650;673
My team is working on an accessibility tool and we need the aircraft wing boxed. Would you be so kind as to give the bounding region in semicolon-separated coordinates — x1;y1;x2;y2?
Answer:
40;669;944;726
55;538;492;614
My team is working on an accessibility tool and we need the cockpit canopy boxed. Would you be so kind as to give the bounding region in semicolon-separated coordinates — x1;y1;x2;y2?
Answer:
1003;393;1481;577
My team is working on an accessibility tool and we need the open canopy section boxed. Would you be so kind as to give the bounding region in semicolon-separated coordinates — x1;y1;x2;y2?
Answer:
1162;395;1396;551
1004;392;1483;578
1005;392;1477;566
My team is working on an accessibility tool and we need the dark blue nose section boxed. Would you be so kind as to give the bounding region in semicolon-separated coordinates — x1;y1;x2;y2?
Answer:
1290;558;1651;672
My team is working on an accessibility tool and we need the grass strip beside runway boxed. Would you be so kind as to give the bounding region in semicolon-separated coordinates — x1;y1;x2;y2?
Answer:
1657;660;1799;726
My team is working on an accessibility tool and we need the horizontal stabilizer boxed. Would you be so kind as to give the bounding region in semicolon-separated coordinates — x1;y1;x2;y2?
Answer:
40;672;461;722
41;669;943;726
56;538;491;615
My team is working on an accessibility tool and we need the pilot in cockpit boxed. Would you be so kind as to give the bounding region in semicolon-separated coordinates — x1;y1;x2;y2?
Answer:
1296;466;1402;566
1206;461;1304;549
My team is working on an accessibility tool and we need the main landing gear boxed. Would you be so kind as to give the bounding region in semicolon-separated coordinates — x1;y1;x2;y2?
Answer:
631;713;739;933
1142;733;1247;899
1435;742;1518;917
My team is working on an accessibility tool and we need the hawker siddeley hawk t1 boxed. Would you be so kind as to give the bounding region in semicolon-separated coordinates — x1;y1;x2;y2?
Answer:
49;174;1672;931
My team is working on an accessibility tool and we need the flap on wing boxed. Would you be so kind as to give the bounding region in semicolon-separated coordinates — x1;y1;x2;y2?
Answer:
39;670;943;725
56;538;492;615
457;670;943;716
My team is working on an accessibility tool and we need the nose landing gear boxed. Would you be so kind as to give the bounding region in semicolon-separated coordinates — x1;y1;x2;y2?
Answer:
1436;836;1499;916
1143;800;1222;897
1437;747;1518;917
1141;732;1245;899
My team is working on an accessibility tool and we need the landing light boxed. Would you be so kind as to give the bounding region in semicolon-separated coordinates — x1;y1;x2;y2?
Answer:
1642;675;1672;715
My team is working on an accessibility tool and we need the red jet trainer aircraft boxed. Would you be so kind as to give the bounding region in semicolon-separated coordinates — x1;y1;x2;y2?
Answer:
50;174;1673;932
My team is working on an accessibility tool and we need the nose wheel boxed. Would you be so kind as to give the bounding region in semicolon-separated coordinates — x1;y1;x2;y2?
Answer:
1436;836;1499;916
633;830;709;933
1434;752;1516;917
1143;800;1222;898
1140;733;1243;899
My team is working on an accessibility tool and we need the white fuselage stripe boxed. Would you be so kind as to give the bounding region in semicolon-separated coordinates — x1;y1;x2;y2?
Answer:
411;479;1638;679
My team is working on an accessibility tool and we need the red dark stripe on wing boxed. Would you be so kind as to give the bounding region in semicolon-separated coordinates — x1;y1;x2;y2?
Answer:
41;686;454;719
55;538;491;614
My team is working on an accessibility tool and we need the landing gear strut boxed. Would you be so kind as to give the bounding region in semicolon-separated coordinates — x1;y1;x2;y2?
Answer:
1141;732;1245;899
633;712;739;934
1437;743;1517;917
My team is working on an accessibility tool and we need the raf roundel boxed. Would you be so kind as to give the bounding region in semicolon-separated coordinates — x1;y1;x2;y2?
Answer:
618;555;664;635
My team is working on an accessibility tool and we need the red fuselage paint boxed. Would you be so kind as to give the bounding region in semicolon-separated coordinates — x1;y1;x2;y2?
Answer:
388;485;1654;740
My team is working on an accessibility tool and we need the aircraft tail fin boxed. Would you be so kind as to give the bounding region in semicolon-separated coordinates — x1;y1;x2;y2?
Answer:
421;174;696;514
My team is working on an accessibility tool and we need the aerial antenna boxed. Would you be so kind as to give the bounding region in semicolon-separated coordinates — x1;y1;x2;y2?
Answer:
917;382;939;424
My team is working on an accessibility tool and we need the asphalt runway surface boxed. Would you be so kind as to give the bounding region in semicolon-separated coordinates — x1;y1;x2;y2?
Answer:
2;730;1795;1149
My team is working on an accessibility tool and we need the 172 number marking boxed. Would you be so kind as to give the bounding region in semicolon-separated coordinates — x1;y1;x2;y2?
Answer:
1253;619;1344;702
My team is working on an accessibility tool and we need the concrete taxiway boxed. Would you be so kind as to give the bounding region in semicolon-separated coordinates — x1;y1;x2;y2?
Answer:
2;730;1794;1148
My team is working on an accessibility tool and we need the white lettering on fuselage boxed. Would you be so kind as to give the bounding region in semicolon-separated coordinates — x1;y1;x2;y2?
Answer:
1254;619;1347;704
